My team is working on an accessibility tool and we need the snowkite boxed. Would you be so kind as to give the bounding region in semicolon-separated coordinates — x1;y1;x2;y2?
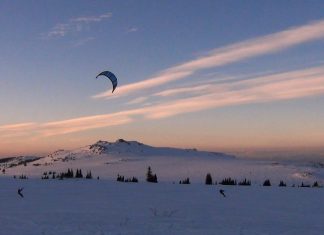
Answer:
96;70;118;93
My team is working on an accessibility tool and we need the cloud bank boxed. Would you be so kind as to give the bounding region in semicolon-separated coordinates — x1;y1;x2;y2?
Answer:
2;66;324;139
93;20;324;99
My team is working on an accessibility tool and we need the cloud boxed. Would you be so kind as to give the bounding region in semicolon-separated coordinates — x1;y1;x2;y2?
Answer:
93;70;193;99
2;66;324;139
44;13;112;39
73;37;95;47
142;66;324;119
71;13;112;23
93;20;324;99
0;122;38;139
154;84;211;97
126;27;138;33
126;97;148;105
39;113;132;136
0;122;37;131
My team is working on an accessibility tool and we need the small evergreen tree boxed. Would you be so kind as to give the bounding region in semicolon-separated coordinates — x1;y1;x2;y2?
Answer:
131;177;138;183
146;167;152;181
238;178;251;186
205;173;213;185
181;177;190;184
75;169;83;178
312;181;320;187
86;171;92;179
220;177;237;185
263;179;271;186
279;180;286;187
146;166;158;183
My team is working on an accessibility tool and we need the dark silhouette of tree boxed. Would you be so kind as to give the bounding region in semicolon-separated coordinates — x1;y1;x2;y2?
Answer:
263;179;271;186
117;174;138;183
220;177;237;185
279;180;286;187
86;171;92;179
238;178;251;186
312;181;320;187
180;177;190;184
75;169;83;178
146;166;158;183
205;173;213;185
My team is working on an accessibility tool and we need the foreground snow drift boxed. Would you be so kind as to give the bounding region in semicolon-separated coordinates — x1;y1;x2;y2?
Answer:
0;178;323;235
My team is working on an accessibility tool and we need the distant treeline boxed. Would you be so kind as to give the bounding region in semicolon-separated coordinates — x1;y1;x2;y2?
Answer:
204;173;321;188
40;169;94;180
10;166;323;188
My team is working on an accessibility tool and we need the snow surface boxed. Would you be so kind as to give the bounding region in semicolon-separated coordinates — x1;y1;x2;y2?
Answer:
1;139;323;185
0;178;323;235
1;140;323;234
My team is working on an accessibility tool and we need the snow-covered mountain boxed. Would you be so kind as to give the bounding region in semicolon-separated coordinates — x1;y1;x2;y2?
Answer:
0;156;41;168
1;139;323;184
41;138;233;162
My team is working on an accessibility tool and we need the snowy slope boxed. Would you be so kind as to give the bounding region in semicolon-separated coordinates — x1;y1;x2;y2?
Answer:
0;178;323;235
0;156;41;168
1;139;324;185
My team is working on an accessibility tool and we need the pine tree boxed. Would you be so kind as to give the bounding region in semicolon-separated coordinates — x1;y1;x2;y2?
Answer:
312;181;320;187
146;167;152;181
146;166;158;183
205;173;213;185
279;180;286;187
153;174;158;183
263;179;271;186
86;171;92;179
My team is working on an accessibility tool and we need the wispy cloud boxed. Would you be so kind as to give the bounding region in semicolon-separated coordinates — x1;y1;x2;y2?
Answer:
72;37;95;47
143;66;324;119
93;70;193;99
93;20;324;99
2;66;324;139
44;13;112;39
0;122;38;139
126;27;138;33
0;122;37;132
154;84;211;97
39;113;132;136
126;97;148;105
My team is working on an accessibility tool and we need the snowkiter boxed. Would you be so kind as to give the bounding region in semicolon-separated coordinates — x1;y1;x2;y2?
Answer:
18;188;24;198
219;189;226;197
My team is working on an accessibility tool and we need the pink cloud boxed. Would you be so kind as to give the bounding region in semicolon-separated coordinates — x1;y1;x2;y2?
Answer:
94;20;324;99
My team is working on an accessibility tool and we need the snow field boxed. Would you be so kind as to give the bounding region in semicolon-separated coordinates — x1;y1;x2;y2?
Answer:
0;178;323;235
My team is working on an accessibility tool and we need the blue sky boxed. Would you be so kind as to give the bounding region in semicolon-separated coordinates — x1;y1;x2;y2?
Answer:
1;1;324;156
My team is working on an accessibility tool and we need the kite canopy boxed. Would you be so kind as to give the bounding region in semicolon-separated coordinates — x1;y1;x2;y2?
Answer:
96;71;118;93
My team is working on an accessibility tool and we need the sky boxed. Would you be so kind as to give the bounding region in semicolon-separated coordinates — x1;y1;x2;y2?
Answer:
0;0;324;157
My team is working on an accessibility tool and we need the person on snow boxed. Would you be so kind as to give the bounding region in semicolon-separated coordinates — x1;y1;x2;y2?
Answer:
219;189;226;197
18;188;24;198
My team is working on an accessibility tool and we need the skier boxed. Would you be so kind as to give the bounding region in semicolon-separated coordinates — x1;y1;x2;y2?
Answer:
18;188;24;198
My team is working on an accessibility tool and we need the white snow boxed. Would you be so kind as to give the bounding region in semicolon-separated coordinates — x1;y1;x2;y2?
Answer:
1;140;323;234
0;178;323;235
